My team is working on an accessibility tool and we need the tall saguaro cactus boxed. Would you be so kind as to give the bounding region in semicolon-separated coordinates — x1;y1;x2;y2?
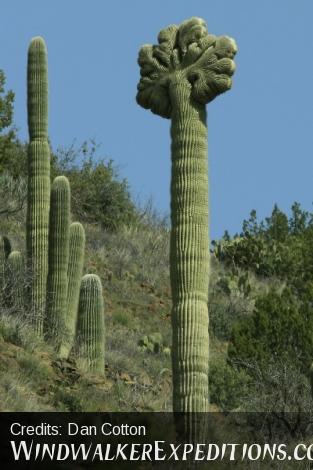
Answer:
26;37;50;334
75;274;105;375
136;18;237;411
60;222;85;358
45;176;70;348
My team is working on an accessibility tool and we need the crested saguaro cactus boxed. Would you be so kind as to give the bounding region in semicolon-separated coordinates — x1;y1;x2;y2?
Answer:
26;37;50;334
137;18;237;411
45;176;70;348
60;222;86;358
75;274;105;374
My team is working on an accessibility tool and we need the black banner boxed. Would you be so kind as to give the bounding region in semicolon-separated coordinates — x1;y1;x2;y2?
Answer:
1;412;313;468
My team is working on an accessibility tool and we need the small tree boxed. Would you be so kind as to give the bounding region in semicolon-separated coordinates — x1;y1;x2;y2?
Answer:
54;141;137;230
228;288;313;374
0;70;16;174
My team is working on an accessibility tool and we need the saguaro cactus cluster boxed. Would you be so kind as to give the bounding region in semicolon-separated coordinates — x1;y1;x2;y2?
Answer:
0;37;105;375
1;17;237;409
136;17;237;412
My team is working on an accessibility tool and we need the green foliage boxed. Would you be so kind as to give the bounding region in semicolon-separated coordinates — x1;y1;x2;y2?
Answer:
228;288;313;374
53;389;83;412
209;288;252;341
113;310;131;328
0;137;27;178
0;70;15;174
138;333;164;354
54;141;137;230
209;357;250;411
0;314;45;353
0;70;14;131
213;203;313;297
0;172;27;218
6;250;24;311
239;360;313;413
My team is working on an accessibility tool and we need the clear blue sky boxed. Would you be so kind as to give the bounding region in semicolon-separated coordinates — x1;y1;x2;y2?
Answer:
1;1;313;240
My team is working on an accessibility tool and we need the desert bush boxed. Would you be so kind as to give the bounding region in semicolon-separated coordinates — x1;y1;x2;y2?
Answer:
0;313;46;353
237;359;313;413
0;373;43;411
228;288;313;374
53;141;138;230
0;172;27;218
213;204;313;299
209;356;250;411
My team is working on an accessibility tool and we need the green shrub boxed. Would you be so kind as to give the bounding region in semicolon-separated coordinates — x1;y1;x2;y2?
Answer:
16;354;50;386
54;141;137;230
238;359;312;413
53;388;83;411
113;310;131;328
209;357;250;411
0;314;46;353
209;281;254;341
213;204;313;297
228;288;313;374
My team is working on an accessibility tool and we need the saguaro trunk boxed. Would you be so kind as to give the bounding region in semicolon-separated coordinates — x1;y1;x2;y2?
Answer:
61;222;85;358
75;274;105;375
26;37;50;334
170;80;209;411
45;176;70;349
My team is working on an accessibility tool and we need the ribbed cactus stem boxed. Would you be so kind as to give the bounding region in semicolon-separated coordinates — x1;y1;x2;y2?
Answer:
0;235;11;306
45;175;70;349
170;82;209;411
7;251;24;312
60;222;85;358
26;37;50;334
136;18;237;412
75;274;105;374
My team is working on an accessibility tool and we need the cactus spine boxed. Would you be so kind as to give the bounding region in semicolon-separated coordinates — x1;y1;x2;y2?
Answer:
45;176;70;348
7;251;24;311
136;18;237;412
75;274;104;374
60;222;85;358
26;37;50;334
